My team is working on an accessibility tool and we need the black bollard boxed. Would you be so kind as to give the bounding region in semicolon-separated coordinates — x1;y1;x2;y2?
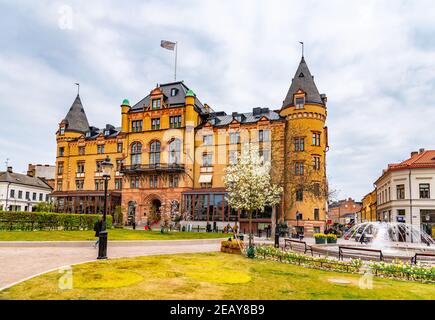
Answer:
97;230;108;259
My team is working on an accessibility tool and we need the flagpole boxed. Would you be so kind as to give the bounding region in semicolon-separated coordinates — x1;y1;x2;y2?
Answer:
174;42;178;81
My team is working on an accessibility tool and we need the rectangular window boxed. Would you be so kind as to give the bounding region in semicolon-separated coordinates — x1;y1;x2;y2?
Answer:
117;143;123;153
32;193;36;201
76;180;84;190
229;150;238;164
115;178;122;190
202;153;213;167
97;144;105;154
94;179;104;191
396;184;405;199
59;147;64;157
293;137;305;152
312;132;321;146
203;134;213;145
130;176;140;189
169;115;182;128
259;129;270;142
229;132;240;144
151;118;160;130
152;99;161;110
397;209;405;216
25;191;30;200
259;149;271;163
116;159;123;172
77;161;85;173
296;189;303;201
57;180;63;192
78;146;86;155
294;161;304;175
419;184;430;199
131;120;143;132
39;193;43;201
96;160;103;173
57;162;64;175
169;175;179;188
295;97;305;109
314;208;320;221
149;175;158;188
18;190;23;199
200;183;212;189
312;156;321;171
45;194;49;202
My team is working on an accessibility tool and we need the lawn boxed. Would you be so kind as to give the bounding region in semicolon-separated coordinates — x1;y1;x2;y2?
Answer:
1;252;434;300
0;229;229;241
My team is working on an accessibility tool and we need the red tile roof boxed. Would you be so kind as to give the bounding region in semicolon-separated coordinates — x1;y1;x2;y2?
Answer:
375;150;435;184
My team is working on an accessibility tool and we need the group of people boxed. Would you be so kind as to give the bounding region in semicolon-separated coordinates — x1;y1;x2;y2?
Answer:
223;223;239;234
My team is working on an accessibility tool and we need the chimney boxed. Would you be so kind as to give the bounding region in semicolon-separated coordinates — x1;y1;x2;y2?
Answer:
7;166;12;173
419;148;425;154
411;151;418;157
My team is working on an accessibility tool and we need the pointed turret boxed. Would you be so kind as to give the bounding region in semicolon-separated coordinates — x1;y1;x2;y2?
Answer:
282;57;323;108
62;95;90;133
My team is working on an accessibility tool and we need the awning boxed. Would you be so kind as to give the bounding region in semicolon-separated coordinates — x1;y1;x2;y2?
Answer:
198;174;213;183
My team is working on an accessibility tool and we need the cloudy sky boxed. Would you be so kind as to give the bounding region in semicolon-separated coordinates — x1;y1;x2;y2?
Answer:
1;0;435;200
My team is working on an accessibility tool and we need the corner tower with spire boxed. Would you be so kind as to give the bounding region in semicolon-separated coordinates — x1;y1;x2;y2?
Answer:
280;55;329;236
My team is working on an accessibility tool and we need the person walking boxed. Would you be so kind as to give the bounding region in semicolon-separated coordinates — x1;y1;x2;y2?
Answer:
93;218;103;248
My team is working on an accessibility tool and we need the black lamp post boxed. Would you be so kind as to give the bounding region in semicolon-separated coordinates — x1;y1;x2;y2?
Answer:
274;207;280;248
97;156;113;260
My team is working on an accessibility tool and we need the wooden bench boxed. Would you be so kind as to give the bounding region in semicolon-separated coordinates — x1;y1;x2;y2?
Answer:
284;238;313;256
338;246;383;261
411;253;435;264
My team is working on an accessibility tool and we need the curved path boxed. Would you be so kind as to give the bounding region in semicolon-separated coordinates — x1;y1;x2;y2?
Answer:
0;239;221;291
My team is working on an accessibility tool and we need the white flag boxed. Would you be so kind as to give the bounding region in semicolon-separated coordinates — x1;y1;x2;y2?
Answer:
161;40;176;51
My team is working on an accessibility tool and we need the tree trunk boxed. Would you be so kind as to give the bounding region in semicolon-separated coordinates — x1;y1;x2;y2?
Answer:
271;206;276;237
248;210;253;247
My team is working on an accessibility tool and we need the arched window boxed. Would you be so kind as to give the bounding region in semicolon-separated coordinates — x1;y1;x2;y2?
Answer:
150;141;161;165
131;142;142;165
168;139;181;165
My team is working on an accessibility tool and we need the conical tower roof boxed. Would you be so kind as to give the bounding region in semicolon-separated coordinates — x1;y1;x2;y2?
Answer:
63;95;90;133
282;57;323;108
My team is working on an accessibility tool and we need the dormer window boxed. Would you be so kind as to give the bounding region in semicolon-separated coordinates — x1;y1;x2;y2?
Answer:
104;130;110;136
60;127;65;135
85;131;91;138
295;97;305;109
152;99;161;110
171;88;178;97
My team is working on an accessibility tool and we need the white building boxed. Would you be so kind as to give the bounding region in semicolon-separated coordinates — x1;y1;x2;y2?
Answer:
375;149;435;239
0;166;53;212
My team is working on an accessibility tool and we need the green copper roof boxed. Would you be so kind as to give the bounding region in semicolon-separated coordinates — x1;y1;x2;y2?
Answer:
122;98;130;106
185;89;196;97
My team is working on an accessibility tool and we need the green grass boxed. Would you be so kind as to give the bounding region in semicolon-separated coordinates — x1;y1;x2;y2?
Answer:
1;252;434;300
0;229;229;241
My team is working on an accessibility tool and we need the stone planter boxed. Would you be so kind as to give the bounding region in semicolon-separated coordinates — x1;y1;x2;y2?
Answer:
327;238;337;244
315;238;326;244
220;247;241;254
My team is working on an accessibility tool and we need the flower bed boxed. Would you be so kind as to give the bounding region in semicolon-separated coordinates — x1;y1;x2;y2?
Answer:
255;245;362;273
221;239;243;254
368;261;435;283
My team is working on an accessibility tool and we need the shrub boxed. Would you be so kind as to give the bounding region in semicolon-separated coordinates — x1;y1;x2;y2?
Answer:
0;211;112;231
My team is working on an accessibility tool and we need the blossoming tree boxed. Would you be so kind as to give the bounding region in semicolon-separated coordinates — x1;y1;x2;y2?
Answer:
223;143;283;248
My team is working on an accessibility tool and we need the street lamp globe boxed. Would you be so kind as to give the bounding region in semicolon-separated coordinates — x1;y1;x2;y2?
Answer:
101;156;113;177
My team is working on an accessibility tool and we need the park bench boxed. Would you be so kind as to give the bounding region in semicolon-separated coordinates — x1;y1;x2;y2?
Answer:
411;252;435;265
284;238;313;256
338;246;383;261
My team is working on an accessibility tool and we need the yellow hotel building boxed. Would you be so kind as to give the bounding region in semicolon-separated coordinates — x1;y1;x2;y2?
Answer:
52;56;329;235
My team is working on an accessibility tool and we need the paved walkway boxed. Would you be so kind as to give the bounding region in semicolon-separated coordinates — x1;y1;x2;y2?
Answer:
0;239;221;290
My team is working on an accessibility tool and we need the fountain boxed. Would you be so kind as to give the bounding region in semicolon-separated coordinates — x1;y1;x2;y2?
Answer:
343;222;434;250
313;222;435;264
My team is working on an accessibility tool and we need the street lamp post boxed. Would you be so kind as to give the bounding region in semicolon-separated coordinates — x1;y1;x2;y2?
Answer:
97;156;113;260
274;206;280;248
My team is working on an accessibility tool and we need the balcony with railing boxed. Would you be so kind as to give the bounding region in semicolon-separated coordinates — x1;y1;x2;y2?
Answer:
121;163;185;174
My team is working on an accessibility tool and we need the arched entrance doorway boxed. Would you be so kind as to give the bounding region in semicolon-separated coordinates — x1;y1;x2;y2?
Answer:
127;201;136;226
151;199;161;216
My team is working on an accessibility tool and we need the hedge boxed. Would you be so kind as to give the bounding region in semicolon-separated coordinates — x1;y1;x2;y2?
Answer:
0;211;112;231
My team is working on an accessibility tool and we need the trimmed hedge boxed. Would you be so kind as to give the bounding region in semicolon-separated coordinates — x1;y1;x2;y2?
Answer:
0;211;112;231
